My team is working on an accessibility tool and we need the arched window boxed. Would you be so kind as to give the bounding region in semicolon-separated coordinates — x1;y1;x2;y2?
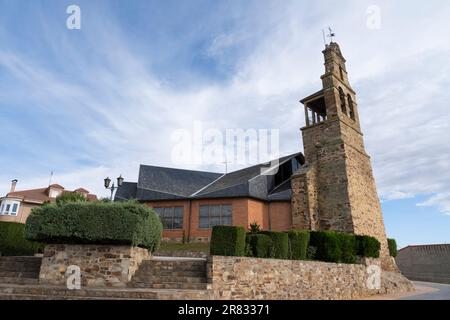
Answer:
339;66;344;80
339;87;347;115
347;94;355;120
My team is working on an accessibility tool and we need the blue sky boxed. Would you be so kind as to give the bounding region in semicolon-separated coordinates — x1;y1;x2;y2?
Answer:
1;0;450;248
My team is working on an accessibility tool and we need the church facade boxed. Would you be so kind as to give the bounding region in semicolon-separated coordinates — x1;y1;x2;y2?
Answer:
117;42;392;265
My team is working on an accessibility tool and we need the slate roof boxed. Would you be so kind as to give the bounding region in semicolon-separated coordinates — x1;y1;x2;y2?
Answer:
115;152;304;202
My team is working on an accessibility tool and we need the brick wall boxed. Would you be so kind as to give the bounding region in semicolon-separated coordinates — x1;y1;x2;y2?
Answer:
146;198;292;242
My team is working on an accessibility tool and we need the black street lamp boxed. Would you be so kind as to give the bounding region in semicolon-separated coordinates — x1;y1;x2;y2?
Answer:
104;175;124;201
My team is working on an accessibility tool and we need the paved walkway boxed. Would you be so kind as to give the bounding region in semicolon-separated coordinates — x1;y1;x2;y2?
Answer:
368;281;450;300
400;281;450;300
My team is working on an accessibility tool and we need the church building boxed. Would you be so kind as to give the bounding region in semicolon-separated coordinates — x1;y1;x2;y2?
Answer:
116;41;392;265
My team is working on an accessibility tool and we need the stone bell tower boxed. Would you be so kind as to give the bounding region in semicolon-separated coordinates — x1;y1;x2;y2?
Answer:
291;42;392;266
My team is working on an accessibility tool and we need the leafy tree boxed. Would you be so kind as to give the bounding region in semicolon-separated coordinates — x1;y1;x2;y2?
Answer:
56;192;87;205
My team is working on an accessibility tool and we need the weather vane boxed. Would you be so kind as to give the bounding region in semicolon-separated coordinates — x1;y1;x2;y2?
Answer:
322;27;336;46
327;27;335;42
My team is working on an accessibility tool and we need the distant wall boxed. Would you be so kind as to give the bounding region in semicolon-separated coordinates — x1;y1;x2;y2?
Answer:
396;244;450;284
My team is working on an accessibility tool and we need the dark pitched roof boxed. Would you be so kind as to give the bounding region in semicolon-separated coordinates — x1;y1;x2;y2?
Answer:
115;152;304;202
137;165;222;198
194;153;302;199
300;89;324;104
114;182;137;200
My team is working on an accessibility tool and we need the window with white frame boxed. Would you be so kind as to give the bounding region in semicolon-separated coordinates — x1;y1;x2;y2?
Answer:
0;200;20;216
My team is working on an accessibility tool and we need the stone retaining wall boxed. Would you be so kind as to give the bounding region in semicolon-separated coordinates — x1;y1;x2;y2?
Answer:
39;244;150;288
208;256;414;300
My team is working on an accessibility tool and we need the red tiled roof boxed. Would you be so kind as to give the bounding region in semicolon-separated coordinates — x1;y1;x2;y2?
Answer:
6;186;97;203
49;184;65;189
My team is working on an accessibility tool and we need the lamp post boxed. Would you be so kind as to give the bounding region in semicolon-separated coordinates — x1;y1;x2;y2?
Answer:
104;175;124;201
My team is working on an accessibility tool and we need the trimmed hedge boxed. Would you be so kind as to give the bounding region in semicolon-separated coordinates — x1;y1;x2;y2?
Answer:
309;231;341;263
0;222;44;256
246;234;272;258
287;230;310;260
337;232;357;263
355;235;381;258
210;226;246;257
388;238;398;257
25;201;162;252
261;231;289;259
211;227;382;264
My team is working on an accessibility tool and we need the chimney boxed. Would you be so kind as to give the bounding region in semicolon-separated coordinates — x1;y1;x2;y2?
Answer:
10;179;18;193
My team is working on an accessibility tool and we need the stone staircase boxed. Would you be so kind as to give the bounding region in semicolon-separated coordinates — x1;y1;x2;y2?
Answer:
0;284;211;300
0;256;211;300
0;256;41;285
129;257;209;290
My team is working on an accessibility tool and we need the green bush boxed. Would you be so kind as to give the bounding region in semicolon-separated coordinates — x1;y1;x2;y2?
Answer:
355;235;380;258
0;222;44;256
210;226;246;257
336;232;357;263
25;201;162;252
246;234;272;258
260;231;289;259
309;231;342;263
387;238;398;257
248;222;261;234
56;192;88;205
288;230;310;260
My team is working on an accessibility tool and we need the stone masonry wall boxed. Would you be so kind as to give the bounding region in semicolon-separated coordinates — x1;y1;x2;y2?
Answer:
291;162;319;230
39;244;150;287
208;256;414;300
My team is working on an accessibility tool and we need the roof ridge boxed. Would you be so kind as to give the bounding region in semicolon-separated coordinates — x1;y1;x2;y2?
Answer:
194;181;249;197
190;174;226;197
137;186;189;198
139;164;222;175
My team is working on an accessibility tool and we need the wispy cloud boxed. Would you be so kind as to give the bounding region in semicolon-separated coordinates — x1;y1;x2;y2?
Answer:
0;0;450;216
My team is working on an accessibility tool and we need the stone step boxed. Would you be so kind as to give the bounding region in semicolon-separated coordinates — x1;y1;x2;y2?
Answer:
140;263;206;271
0;264;41;271
137;270;206;278
132;282;208;290
0;284;211;300
144;259;206;267
131;275;206;284
0;257;42;263
0;293;148;300
0;277;39;285
0;262;42;269
0;271;40;278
